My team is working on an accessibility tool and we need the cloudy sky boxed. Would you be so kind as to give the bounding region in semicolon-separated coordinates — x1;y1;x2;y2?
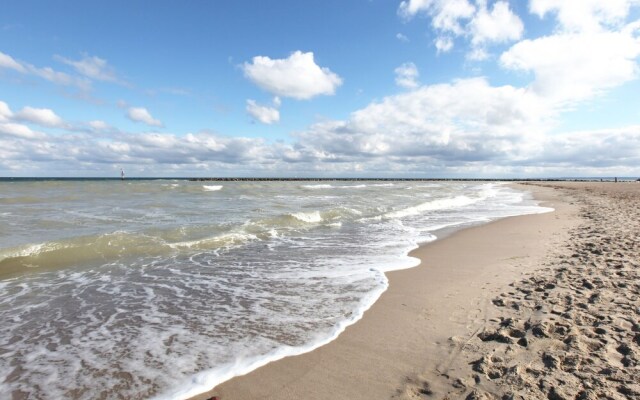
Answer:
1;0;640;177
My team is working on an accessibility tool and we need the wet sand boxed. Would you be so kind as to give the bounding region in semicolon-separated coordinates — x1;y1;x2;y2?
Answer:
190;182;639;400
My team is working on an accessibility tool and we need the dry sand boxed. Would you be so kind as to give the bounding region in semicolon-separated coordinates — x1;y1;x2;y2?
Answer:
445;182;640;400
191;182;639;400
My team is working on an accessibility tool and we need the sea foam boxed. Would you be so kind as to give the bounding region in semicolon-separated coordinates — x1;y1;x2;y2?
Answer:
0;180;552;400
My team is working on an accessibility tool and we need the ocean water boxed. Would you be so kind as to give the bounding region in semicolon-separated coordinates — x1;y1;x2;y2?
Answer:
0;180;551;399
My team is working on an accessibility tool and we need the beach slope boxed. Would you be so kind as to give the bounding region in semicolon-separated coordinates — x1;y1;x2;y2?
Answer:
190;183;587;400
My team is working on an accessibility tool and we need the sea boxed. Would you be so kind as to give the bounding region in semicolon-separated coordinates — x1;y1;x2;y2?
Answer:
0;179;552;399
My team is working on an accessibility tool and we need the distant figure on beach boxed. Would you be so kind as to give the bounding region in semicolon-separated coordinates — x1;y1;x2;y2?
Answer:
121;169;125;180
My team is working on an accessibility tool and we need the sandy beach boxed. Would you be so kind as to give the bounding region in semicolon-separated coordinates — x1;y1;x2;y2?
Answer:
189;182;640;400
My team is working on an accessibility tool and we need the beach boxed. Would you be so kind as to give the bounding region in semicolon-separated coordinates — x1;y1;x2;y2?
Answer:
191;182;640;400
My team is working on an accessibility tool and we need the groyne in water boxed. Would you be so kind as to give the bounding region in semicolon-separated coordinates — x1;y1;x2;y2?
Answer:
187;177;589;182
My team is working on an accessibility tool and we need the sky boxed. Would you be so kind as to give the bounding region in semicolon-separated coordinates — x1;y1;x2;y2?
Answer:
1;0;640;178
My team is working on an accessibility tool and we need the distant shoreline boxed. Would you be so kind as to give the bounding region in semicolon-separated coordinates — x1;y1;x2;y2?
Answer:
1;177;638;182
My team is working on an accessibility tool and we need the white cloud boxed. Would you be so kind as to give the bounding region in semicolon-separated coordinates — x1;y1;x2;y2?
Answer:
0;122;45;139
398;0;433;18
399;0;476;35
242;51;343;100
246;99;280;124
462;124;640;177
530;0;638;33
89;120;109;130
31;66;91;90
469;1;524;45
466;47;489;61
396;33;410;42
2;90;640;176
0;124;282;176
399;0;523;54
500;30;640;103
0;101;13;121
395;62;420;89
0;51;26;72
126;107;163;127
55;54;120;83
295;77;550;164
16;106;65;127
0;50;90;90
434;36;454;53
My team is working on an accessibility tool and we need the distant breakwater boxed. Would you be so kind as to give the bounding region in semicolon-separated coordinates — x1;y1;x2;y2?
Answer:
187;177;618;182
1;177;635;182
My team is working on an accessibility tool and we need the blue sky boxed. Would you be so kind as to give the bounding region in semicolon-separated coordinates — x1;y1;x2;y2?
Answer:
1;0;640;177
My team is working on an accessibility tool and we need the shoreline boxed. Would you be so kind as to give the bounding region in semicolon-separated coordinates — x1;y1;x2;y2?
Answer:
187;183;579;400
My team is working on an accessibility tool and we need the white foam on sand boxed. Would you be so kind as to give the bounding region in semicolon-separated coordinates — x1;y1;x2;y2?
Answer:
152;267;394;400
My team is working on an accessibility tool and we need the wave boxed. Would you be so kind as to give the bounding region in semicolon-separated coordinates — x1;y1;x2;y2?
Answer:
203;185;223;191
339;184;367;188
0;232;173;277
168;232;258;251
301;183;390;190
0;205;365;277
384;195;480;219
301;184;333;189
290;211;323;223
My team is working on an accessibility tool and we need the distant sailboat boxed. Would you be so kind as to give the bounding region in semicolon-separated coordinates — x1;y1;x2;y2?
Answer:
121;168;125;180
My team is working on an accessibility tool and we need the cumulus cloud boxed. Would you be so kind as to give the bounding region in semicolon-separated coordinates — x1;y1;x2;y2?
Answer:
1;91;640;177
500;30;640;103
0;122;45;139
89;120;110;130
246;99;280;124
395;62;420;89
522;125;640;174
0;101;13;121
466;47;489;61
434;36;454;53
294;77;550;165
399;0;523;55
16;107;65;128
55;54;122;83
0;124;280;176
242;51;343;99
469;1;524;45
530;0;638;33
399;0;476;35
126;107;163;127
